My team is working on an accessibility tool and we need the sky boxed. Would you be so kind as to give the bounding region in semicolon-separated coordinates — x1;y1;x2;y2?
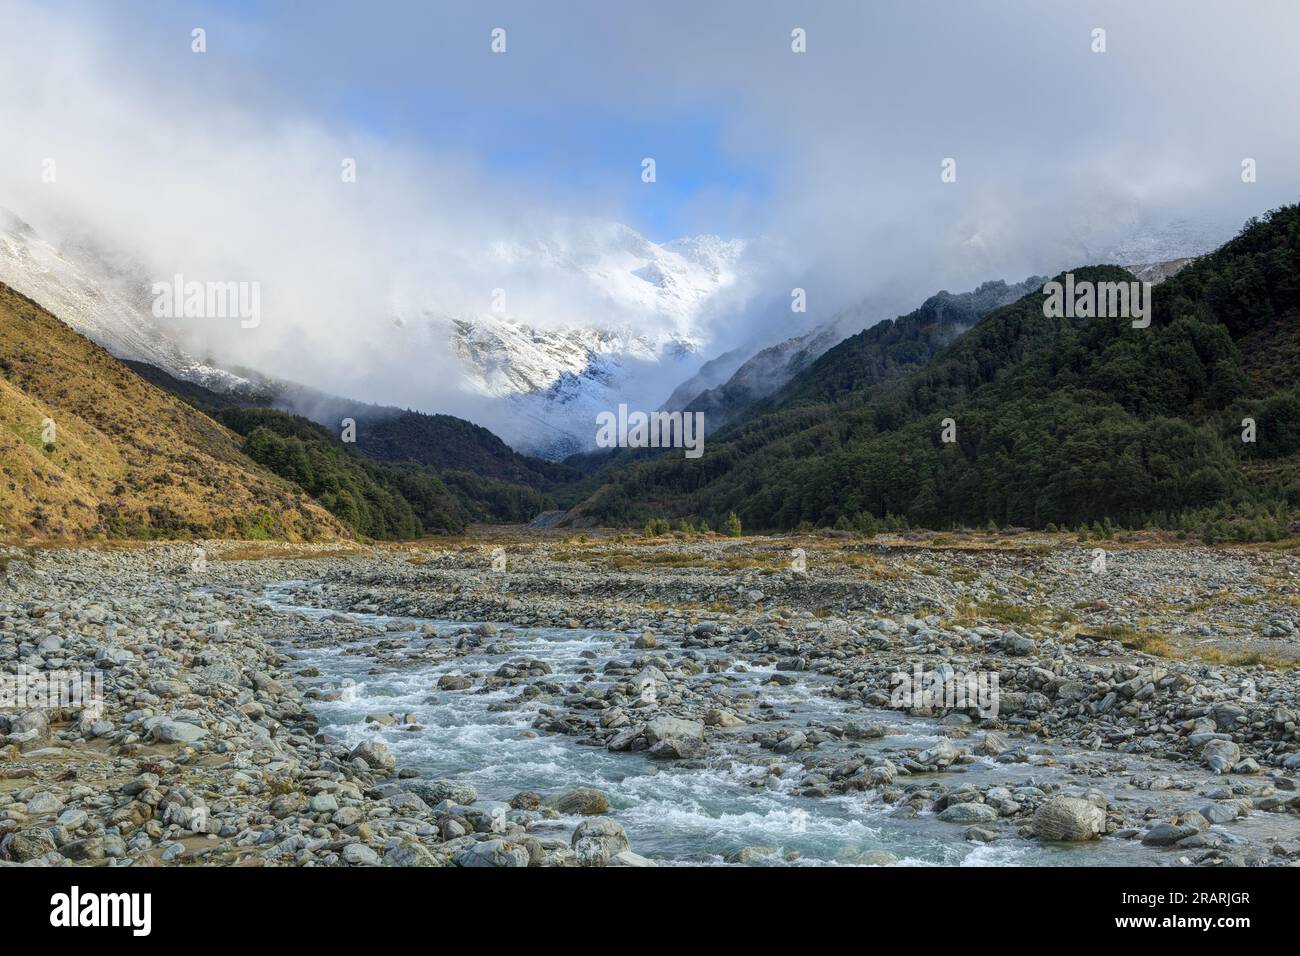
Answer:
2;0;1299;427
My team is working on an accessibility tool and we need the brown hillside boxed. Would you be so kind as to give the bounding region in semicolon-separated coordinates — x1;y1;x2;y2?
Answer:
0;282;349;542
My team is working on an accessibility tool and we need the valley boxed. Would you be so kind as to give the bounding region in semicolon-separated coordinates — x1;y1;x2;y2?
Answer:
2;530;1297;866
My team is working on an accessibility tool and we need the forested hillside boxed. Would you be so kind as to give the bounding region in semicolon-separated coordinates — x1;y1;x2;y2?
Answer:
129;365;561;535
567;205;1300;540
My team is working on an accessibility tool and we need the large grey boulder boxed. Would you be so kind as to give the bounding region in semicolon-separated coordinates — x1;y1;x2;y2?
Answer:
1;829;57;862
384;841;442;867
1201;739;1241;774
916;739;961;769
1142;823;1198;847
644;715;706;760
572;818;630;867
9;710;49;738
349;739;397;772
341;843;381;865
1032;796;1105;841
401;779;476;806
548;788;610;816
456;839;529;867
938;802;998;824
151;720;208;744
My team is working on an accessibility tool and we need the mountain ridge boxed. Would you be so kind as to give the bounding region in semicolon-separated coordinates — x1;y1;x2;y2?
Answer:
562;205;1300;539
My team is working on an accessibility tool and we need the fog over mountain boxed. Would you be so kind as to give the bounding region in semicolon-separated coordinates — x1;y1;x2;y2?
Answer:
2;0;1298;453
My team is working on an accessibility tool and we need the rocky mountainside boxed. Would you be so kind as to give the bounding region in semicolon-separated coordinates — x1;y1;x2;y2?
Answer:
0;210;256;395
411;225;748;458
665;278;1046;436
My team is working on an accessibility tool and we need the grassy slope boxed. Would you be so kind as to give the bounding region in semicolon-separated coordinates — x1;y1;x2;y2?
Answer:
0;283;348;541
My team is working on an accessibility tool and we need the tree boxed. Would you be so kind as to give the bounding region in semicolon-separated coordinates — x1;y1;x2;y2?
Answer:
724;512;742;537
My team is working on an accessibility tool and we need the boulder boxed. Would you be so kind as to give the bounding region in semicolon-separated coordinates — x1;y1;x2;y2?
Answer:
1142;823;1198;847
402;778;476;805
350;740;397;772
1032;796;1105;841
456;839;529;867
572;818;630;867
938;802;998;824
151;720;208;745
1201;739;1241;774
548;788;610;816
643;715;706;760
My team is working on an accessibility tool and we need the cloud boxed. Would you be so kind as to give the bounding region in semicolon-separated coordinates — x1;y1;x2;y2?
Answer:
2;0;1298;436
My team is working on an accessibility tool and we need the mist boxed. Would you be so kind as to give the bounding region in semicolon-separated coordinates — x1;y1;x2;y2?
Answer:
2;0;1298;444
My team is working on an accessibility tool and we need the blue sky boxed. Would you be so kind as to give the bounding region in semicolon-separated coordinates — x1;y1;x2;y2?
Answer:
90;0;777;243
52;0;1300;261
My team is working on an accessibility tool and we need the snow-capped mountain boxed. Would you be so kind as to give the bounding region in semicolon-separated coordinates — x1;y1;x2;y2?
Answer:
0;209;254;394
2;205;1216;464
398;222;749;458
0;210;748;459
442;315;700;459
479;223;745;336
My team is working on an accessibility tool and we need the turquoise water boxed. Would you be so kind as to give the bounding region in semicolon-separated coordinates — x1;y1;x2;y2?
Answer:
265;585;1281;866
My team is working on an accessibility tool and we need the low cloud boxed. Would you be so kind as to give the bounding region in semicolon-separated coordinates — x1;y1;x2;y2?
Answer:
2;0;1297;440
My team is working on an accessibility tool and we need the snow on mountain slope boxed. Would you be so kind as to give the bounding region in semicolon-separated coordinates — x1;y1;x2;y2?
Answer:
436;311;708;460
1;210;746;459
480;222;744;336
0;209;254;394
398;222;749;458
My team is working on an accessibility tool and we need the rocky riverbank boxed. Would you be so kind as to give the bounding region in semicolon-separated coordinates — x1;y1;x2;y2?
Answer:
2;532;1298;866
